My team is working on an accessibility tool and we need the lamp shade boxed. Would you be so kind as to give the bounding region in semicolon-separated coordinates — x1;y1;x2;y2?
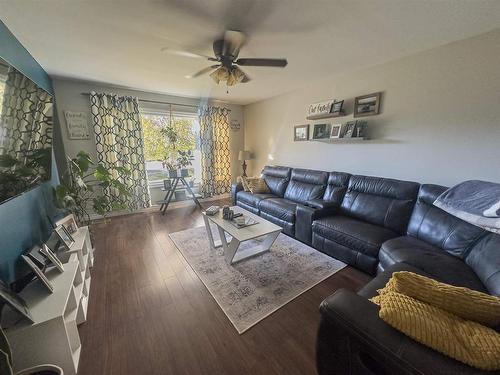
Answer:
238;150;251;161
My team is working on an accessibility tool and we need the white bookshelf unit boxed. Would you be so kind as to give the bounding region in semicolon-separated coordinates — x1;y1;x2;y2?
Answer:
1;226;94;375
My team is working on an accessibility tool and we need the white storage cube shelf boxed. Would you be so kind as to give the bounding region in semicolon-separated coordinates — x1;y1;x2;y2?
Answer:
1;226;94;375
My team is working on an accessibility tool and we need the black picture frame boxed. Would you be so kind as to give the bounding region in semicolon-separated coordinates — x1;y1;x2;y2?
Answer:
330;100;344;114
312;123;331;140
343;121;356;138
0;281;34;323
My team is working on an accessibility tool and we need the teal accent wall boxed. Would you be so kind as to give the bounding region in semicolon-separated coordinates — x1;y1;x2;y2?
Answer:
0;21;60;283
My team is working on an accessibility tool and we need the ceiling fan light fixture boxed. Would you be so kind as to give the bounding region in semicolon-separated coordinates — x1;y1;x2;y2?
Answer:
227;67;246;86
210;66;230;84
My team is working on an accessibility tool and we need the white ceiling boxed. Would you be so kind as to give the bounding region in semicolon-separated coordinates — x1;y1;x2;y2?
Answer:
1;0;500;105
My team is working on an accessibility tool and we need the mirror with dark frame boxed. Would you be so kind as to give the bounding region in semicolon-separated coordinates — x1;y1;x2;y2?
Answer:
0;56;53;204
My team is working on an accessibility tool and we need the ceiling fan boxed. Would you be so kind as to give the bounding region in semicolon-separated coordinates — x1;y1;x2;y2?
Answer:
163;30;288;86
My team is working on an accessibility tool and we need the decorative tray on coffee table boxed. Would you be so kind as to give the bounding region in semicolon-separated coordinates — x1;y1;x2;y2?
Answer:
229;215;259;229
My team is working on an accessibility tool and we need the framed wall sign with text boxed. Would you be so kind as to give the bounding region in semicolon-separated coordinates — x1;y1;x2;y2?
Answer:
64;111;90;140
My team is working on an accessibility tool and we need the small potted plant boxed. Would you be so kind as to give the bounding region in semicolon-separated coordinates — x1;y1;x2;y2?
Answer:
176;150;194;177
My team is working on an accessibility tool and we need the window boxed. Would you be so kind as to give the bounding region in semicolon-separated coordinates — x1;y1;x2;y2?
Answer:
140;110;201;188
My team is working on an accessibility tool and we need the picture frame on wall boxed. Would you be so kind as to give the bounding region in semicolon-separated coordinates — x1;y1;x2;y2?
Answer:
54;225;75;250
294;124;310;141
22;255;54;293
64;111;90;140
55;214;78;235
354;92;381;118
0;281;34;323
312;123;332;140
330;124;343;139
307;100;335;117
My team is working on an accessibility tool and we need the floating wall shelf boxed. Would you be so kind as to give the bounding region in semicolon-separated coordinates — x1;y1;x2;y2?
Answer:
311;137;369;143
306;111;346;120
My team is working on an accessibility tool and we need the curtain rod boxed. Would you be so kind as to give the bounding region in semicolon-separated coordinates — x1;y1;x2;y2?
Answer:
80;92;230;111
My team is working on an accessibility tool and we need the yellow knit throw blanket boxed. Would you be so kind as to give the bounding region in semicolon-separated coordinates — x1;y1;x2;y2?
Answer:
371;272;500;371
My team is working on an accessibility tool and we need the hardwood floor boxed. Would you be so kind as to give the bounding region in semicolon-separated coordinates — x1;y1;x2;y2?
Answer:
77;200;371;375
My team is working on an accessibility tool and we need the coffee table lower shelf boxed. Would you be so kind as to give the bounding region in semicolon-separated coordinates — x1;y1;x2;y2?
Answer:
202;212;281;264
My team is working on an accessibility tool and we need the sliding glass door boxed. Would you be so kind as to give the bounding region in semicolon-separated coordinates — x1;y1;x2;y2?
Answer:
140;110;201;204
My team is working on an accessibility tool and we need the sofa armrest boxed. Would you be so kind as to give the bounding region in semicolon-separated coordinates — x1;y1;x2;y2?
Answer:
317;289;486;375
305;199;340;210
295;202;339;245
231;182;244;205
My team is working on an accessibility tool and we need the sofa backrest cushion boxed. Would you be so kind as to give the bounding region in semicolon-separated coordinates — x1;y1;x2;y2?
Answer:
407;184;485;258
323;171;351;203
261;166;291;197
284;168;328;203
465;233;500;296
341;175;420;234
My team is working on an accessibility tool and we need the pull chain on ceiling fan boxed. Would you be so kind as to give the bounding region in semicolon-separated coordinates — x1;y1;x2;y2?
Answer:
163;30;287;87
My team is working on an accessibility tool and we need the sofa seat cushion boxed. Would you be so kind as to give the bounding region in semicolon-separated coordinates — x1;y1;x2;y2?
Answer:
312;215;398;258
379;236;487;293
259;198;297;222
236;191;276;209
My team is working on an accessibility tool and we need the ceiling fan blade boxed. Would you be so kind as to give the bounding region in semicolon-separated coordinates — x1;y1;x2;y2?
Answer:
161;48;217;61
223;30;246;59
185;65;220;79
236;58;288;67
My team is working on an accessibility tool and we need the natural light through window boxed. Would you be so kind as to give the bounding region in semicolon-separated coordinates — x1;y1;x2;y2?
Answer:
140;111;201;192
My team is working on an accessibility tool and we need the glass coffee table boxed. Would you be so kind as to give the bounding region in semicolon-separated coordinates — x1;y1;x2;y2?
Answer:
202;206;282;264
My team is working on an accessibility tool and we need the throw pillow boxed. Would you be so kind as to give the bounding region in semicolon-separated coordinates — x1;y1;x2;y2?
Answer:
377;271;500;327
245;177;271;194
238;176;250;191
378;291;500;371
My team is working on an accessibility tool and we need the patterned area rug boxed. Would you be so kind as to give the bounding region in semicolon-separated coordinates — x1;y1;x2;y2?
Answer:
169;225;346;334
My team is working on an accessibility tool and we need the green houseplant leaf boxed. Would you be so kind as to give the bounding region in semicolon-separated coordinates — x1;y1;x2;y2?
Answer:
54;151;131;224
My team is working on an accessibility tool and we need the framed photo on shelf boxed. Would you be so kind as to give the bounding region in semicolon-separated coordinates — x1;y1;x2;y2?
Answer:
354;92;381;118
312;123;331;140
355;120;368;138
0;281;34;323
55;214;78;235
41;244;64;273
294;124;310;141
54;225;75;250
22;255;54;293
330;100;344;115
330;124;343;139
26;245;48;270
343;121;356;138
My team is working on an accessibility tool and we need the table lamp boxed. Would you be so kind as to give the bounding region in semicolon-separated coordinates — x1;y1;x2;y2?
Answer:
238;150;251;177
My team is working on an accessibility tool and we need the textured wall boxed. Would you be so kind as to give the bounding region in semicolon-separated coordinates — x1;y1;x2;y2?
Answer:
244;29;500;186
0;21;59;283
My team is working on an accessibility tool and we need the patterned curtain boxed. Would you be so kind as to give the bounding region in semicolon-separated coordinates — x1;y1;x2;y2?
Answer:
198;106;231;197
89;91;150;211
0;67;53;164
